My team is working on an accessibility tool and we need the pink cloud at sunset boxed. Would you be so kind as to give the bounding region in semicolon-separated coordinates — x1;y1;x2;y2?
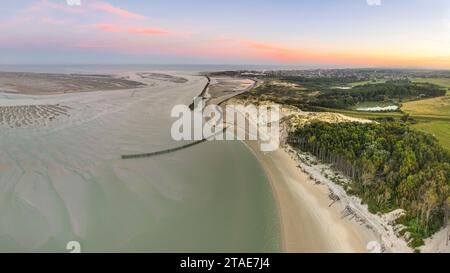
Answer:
27;0;146;20
94;23;169;35
40;16;65;25
90;2;146;20
0;0;449;68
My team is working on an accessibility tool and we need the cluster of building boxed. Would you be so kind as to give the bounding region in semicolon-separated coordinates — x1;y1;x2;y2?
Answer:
220;69;450;81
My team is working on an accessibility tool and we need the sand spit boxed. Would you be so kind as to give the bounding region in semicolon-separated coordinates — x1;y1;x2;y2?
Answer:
185;75;258;111
206;76;257;105
137;72;188;83
0;71;146;95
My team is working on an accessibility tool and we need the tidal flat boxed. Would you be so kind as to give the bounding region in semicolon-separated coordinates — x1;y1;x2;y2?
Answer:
0;70;279;252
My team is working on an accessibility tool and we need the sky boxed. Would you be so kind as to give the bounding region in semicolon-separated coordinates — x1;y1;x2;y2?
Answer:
0;0;449;68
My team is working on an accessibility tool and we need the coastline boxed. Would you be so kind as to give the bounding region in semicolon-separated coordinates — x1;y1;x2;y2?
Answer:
191;73;448;253
213;81;380;252
2;68;446;252
244;140;377;252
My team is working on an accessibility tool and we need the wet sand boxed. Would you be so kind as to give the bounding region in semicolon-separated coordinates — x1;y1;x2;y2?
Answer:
206;76;257;105
0;71;145;95
137;72;188;83
0;104;70;128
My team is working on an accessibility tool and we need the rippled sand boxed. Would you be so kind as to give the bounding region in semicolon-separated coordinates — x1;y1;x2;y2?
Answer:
0;104;70;128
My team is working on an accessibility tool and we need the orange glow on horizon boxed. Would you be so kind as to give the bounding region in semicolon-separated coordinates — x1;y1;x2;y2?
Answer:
3;1;449;69
221;38;450;68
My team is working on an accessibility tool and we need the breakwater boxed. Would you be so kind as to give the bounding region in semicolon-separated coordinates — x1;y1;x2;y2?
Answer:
189;75;210;110
121;139;208;159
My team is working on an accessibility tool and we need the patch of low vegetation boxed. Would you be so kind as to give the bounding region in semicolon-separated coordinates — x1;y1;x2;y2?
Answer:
310;80;444;109
349;79;387;87
412;77;450;89
237;81;315;108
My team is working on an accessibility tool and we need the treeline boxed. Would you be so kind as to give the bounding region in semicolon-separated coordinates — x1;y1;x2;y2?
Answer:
288;122;450;247
311;82;445;109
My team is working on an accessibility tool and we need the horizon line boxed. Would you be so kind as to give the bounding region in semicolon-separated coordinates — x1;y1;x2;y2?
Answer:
0;63;449;71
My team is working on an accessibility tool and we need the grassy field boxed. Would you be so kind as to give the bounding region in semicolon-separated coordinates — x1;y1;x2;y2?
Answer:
402;96;450;117
412;77;450;89
412;121;450;150
399;78;450;149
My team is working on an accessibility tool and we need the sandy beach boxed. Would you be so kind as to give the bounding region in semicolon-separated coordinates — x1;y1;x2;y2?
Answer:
244;140;377;252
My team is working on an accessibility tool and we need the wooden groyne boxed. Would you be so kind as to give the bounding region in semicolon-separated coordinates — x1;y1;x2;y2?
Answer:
121;127;227;160
121;139;208;159
189;75;210;110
